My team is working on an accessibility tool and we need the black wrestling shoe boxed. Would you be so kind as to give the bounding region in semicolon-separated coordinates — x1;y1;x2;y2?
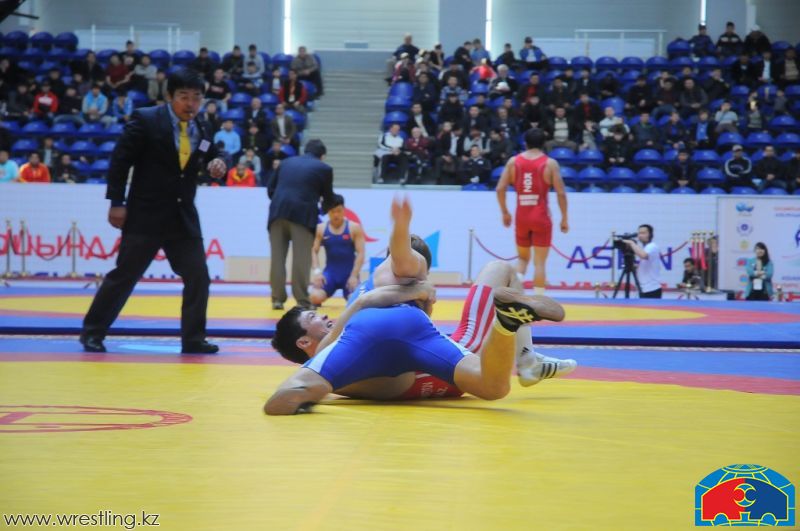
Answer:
79;334;107;353
181;341;220;354
272;301;284;310
493;288;566;332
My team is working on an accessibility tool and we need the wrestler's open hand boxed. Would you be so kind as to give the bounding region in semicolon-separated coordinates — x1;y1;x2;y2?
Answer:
391;195;412;226
207;158;226;179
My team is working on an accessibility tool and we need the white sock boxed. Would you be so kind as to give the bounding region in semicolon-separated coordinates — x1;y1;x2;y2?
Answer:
534;286;545;296
516;272;525;284
516;327;534;356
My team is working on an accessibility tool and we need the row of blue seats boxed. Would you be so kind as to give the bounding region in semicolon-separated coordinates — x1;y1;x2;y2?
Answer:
548;145;799;166
5;121;124;138
665;38;799;58
462;182;797;195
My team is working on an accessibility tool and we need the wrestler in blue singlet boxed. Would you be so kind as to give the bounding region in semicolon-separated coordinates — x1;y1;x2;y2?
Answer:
303;304;469;390
321;220;356;299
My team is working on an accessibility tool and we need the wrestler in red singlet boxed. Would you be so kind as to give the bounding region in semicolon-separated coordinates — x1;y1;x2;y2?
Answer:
512;153;553;248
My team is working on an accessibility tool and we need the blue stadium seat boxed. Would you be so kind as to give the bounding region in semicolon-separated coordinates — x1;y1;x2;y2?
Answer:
220;108;245;122
10;139;39;156
72;49;90;61
620;57;644;71
21;121;50;137
662;148;678;163
279;144;297;157
731;186;757;194
47;47;72;62
469;81;489;95
207;50;221;64
53;140;70;153
1;121;20;134
103;123;124;139
700;186;727;194
757;84;779;102
696;167;725;186
382;111;409;129
691;150;721;166
69;140;99;158
729;85;750;100
389;82;414;99
258;93;279;108
668;56;694;72
641;185;667;193
795;189;800;195
542;70;563;84
96;49;117;64
99;141;116;155
601;97;625;115
620;69;642;83
149;49;171;67
762;187;788;195
286;109;306;131
89;159;110;175
50;122;78;138
548;56;568;69
645;56;668;70
72;160;91;175
548;147;576;165
559;166;577;183
570;56;593;70
595;56;619;71
271;53;293;68
745;131;773;149
172;50;196;65
77;123;106;138
697;56;720;71
667;39;691;58
775;132;800;150
611;185;637;193
490;166;504;183
577;166;607;184
716;132;744;150
259;52;272;68
582;184;606;193
30;32;54;50
462;183;489;191
0;46;20;59
563;185;577;193
772;41;792;57
785;84;800;100
21;48;44;64
635;166;668;184
576;149;604;166
126;90;149;108
300;80;317;100
229;92;253;108
385;96;411;113
3;30;29;49
633;149;662;166
671;186;696;194
769;115;799;131
54;32;78;51
607;166;636;183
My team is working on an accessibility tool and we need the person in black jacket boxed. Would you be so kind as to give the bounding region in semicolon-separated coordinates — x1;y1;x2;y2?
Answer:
80;68;227;354
267;139;335;309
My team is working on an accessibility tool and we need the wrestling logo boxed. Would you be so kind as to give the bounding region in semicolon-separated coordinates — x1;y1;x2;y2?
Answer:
695;464;795;526
736;203;755;215
737;222;754;236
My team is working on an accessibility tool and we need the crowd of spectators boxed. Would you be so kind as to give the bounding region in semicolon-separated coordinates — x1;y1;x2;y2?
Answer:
379;26;800;193
0;34;323;186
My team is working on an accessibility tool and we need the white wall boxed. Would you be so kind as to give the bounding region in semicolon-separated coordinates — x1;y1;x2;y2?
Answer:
752;0;800;43
290;0;439;51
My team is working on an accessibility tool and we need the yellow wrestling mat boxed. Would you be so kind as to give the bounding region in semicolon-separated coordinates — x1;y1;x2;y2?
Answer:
0;294;705;322
1;361;797;530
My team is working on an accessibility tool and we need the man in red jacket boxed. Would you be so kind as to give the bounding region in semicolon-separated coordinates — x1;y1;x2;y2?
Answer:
32;82;59;121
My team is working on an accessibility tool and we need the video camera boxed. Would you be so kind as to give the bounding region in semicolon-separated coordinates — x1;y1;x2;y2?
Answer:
612;232;638;252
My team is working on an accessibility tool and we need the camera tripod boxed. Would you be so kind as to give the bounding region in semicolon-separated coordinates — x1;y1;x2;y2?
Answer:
612;251;642;299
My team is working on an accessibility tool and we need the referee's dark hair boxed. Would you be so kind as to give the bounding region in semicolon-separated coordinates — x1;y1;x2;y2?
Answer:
167;68;206;96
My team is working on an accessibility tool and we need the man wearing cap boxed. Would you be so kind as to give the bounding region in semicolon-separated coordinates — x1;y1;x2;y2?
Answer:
723;145;754;190
690;24;715;58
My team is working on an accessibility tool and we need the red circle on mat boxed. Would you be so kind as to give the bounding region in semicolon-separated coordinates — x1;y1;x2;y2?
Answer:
0;405;192;433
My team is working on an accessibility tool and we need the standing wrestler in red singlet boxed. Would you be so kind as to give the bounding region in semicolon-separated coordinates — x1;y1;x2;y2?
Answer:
496;128;569;295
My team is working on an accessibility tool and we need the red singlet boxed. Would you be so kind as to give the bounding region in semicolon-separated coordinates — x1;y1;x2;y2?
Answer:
513;152;552;247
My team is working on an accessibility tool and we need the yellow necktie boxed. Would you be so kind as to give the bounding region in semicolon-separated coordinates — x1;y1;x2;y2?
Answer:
178;121;190;169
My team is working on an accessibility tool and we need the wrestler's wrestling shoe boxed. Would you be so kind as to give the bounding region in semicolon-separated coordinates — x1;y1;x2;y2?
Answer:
517;347;577;387
493;288;565;332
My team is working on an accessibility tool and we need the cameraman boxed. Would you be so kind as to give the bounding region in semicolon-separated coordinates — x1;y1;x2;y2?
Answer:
623;224;662;299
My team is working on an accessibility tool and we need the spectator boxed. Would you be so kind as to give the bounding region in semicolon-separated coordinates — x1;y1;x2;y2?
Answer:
704;68;730;101
626;75;653;115
745;95;765;133
774;47;800;88
105;54;131;94
403;126;432;183
579;120;599;151
517;72;542;102
731;53;759;87
572;92;601;126
46;68;66;99
429;43;445;70
520;95;547;130
745;242;773;301
39;136;59;169
82;84;109;122
222;45;245;79
598;106;626;139
375;123;408;181
669;149;697;190
690;24;716;57
206;68;231;111
246;44;265;77
487;128;513;168
717;21;743;57
471;38;491;63
519;36;547;69
438;91;465;126
743;25;771;57
652;78;679;121
148;70;169;103
471;58;496;82
201;100;222;132
687;108;716;149
562;66;577;94
463;104;491;134
631;112;661;150
32;82;59;121
239;147;263;180
52;86;84;126
459;144;491;184
105;92;134;125
264;140;289;178
240;97;266;131
603;126;630;167
392;53;416;84
413;72;438;114
242;122;270;153
453;41;474;70
714;100;739;134
662;111;686;149
786;148;800;193
439;76;466;104
132;54;158;95
291;46;323;96
0;150;19;182
544;76;571;112
678;258;705;290
72;51;105;85
463;125;488;155
270;103;298;150
7;83;33;122
573;69;596;98
754;145;786;190
759;50;776;84
440;62;468;89
269;66;283;95
213;119;242;161
435;122;466;184
723;145;753;189
597;72;618;99
53;153;80;184
679;78;708;118
492;105;520;140
773;89;788;115
69;72;91;97
226;160;257;187
242;62;264;95
406;102;435;138
0;121;9;152
122;40;140;65
0;58;21;89
279;69;308;112
394;33;419;62
18;152;51;183
190;47;216;81
495;43;516;69
544;107;579;152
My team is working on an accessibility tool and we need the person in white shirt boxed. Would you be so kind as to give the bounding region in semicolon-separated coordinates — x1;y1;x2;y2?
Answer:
623;224;662;299
375;123;408;181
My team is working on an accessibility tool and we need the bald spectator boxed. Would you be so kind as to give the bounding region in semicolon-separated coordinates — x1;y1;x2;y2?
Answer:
489;64;518;99
386;34;419;83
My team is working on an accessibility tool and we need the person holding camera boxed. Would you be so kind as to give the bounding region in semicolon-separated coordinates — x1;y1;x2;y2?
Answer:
623;224;662;299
